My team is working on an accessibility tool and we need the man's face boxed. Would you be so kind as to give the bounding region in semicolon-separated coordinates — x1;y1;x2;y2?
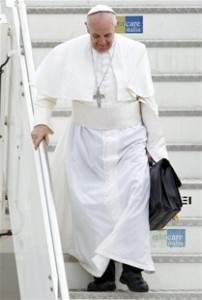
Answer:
86;13;117;53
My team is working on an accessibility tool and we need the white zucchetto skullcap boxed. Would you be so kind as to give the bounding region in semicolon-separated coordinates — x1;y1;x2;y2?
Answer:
87;4;115;16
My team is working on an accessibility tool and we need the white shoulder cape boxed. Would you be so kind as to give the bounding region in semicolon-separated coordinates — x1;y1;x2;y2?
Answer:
31;34;154;101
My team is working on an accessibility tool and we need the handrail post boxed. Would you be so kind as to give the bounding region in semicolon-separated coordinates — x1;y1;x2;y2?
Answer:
3;0;70;298
16;1;70;297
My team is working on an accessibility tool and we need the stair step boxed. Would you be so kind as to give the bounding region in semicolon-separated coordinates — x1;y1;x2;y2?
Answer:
27;6;202;14
51;109;202;117
49;82;202;110
32;39;202;74
69;290;202;300
48;143;202;179
62;225;202;259
182;178;202;189
33;45;202;73
149;49;202;74
25;0;202;8
64;254;202;264
167;149;202;179
33;46;202;74
31;40;202;48
159;109;202;116
152;254;202;263
167;145;202;151
152;74;202;82
150;227;202;253
48;141;202;155
154;81;202;109
27;7;202;40
65;259;202;291
47;141;202;153
48;110;202;145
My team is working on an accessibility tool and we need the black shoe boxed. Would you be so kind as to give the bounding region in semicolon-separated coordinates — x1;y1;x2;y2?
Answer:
87;281;116;292
87;260;116;292
120;269;149;292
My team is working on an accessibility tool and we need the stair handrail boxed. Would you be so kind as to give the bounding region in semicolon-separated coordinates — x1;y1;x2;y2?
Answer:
5;0;69;298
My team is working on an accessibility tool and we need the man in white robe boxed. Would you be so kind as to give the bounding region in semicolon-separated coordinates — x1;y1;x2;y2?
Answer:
31;4;168;293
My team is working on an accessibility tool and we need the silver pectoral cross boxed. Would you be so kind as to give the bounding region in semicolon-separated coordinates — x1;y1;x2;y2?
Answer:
93;88;105;108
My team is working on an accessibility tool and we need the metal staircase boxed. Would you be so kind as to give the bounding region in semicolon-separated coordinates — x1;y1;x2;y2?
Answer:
26;0;202;298
0;1;69;299
1;0;202;299
29;0;202;298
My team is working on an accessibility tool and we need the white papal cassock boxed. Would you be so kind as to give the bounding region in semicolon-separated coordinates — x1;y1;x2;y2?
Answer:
32;34;168;277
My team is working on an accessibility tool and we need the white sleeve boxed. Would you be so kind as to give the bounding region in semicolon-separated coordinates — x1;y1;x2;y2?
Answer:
139;96;168;161
33;93;57;133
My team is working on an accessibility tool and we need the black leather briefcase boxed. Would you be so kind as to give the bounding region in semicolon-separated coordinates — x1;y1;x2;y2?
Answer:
149;158;183;230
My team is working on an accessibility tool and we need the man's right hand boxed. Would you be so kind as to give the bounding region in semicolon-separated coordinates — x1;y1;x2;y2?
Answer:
31;124;50;150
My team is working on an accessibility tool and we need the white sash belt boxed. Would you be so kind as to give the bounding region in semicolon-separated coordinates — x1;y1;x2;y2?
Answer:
72;101;142;130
